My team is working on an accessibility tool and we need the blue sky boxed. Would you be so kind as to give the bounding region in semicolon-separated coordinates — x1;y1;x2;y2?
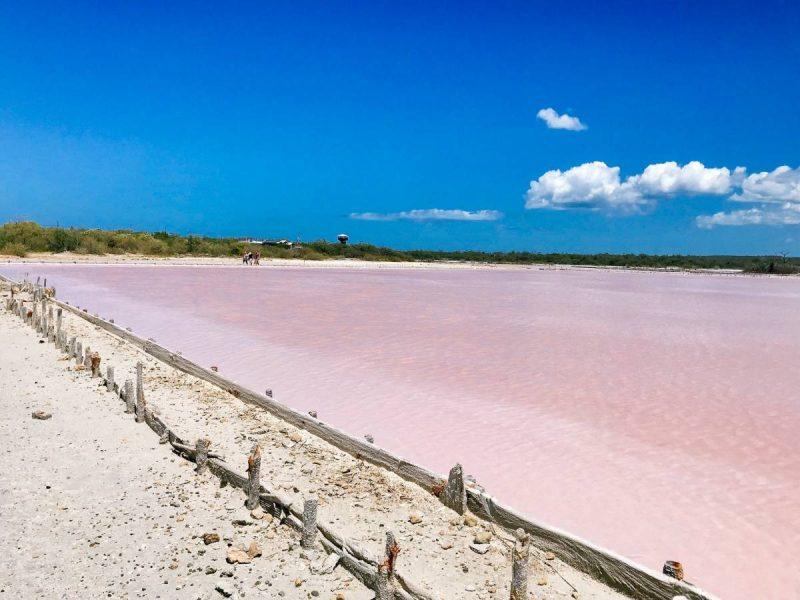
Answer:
1;1;799;254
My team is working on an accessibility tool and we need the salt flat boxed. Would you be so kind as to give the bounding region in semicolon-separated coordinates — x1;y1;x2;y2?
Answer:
0;278;629;599
4;259;798;599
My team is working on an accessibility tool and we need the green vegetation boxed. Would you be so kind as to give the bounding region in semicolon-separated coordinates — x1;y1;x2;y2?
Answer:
1;221;798;274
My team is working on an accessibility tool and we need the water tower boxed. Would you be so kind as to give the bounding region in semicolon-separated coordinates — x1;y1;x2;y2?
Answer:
337;233;349;245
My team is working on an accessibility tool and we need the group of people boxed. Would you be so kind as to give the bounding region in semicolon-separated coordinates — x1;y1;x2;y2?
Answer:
242;251;261;265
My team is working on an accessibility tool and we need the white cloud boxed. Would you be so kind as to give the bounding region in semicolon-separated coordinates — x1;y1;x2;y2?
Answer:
524;160;800;227
525;162;643;210
731;165;800;204
696;166;800;228
536;107;587;131
525;161;736;211
634;161;738;196
350;209;503;222
697;203;800;228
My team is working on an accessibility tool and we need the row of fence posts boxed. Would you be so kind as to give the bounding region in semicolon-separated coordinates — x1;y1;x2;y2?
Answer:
5;280;561;600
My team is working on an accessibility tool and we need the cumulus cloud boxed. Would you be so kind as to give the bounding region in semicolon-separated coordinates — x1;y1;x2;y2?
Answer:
695;165;800;228
634;161;738;196
525;161;738;211
697;204;800;228
536;107;587;131
524;159;800;227
525;162;642;210
350;209;503;222
731;165;800;204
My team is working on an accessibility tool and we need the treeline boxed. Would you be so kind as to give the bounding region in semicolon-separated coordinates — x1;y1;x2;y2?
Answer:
1;221;798;274
304;241;800;273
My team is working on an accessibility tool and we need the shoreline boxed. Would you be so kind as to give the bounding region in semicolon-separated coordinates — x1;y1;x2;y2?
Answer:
0;305;371;599
1;272;718;600
1;251;788;278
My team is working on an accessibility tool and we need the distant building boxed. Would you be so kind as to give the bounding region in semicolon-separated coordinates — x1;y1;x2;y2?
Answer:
337;233;349;245
262;239;293;248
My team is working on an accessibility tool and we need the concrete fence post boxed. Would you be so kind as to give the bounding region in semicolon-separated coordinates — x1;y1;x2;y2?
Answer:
375;568;393;600
75;342;83;366
83;346;92;369
510;528;530;600
106;366;115;392
301;497;318;549
90;353;101;378
195;438;210;474
246;444;262;510
376;531;398;600
135;360;145;401
124;379;135;414
135;362;146;423
56;308;62;337
385;531;398;574
442;463;467;514
135;392;146;423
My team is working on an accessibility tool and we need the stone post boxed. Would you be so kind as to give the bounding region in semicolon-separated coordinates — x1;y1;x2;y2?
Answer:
135;360;144;402
195;438;210;474
510;528;530;600
124;379;135;414
135;362;146;422
442;463;467;514
301;497;318;549
246;444;262;510
106;366;115;392
90;353;101;378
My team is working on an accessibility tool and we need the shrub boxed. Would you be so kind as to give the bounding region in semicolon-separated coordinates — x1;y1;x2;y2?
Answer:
0;221;48;251
48;228;80;252
1;242;27;257
76;237;108;255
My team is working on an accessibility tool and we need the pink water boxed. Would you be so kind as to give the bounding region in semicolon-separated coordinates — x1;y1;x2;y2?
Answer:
6;263;800;599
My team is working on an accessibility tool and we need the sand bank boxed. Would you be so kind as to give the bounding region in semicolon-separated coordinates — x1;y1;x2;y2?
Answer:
0;295;375;599
0;250;766;277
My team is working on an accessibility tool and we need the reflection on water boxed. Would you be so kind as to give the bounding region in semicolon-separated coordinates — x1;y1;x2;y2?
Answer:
5;263;800;599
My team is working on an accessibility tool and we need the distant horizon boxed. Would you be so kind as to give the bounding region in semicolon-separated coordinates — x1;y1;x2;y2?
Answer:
1;2;799;255
3;219;799;259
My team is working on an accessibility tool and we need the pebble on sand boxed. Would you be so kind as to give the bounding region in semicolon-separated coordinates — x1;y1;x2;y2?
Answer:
226;547;252;564
202;533;220;545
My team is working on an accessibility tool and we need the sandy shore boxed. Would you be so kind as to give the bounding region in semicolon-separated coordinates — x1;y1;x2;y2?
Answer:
0;251;764;277
0;281;630;599
0;300;373;599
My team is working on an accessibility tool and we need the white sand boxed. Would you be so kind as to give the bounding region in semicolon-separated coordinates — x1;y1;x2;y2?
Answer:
0;303;372;599
0;250;762;276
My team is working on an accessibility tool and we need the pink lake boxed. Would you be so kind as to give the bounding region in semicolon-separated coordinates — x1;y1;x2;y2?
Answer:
5;262;800;599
